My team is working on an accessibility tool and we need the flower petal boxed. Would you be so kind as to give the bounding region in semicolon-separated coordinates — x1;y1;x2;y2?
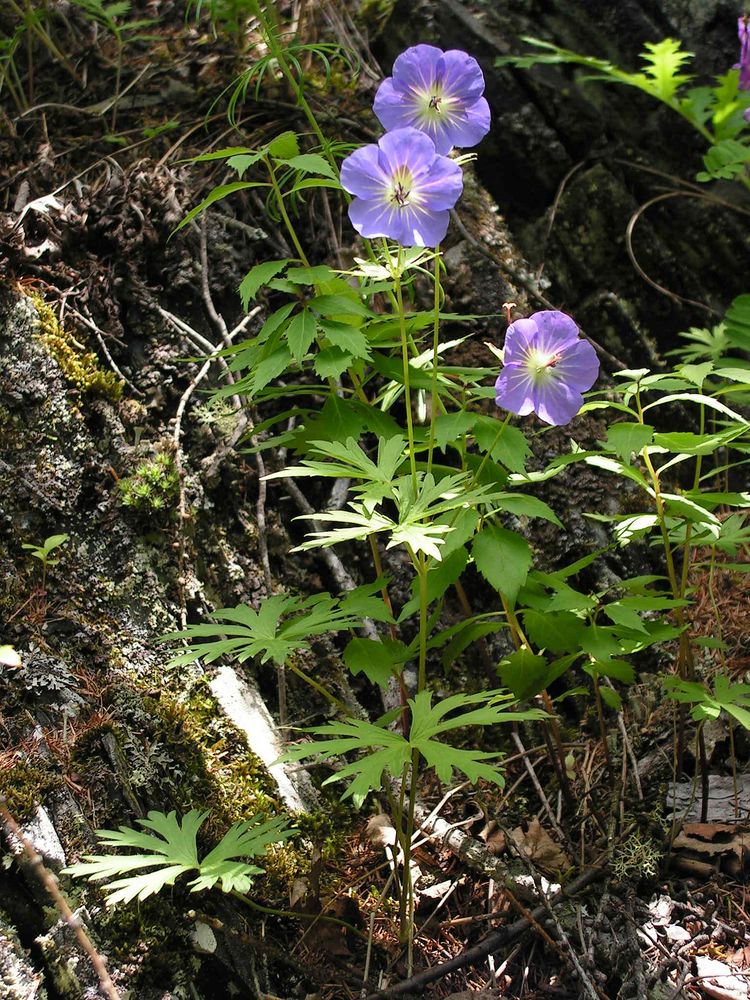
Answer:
372;78;415;132
397;205;451;247
440;49;486;103
413;155;463;210
340;144;388;200
502;318;542;365
347;197;401;240
443;97;491;151
377;127;438;179
531;310;581;348
533;378;584;426
551;339;600;393
494;365;537;416
390;44;444;93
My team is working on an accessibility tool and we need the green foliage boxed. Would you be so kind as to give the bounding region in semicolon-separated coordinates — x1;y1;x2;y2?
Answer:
500;37;750;183
22;533;69;568
664;675;750;728
281;691;546;807
165;585;394;669
64;809;296;905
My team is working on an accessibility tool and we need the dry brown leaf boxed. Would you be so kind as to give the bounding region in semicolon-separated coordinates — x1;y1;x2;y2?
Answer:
510;816;569;871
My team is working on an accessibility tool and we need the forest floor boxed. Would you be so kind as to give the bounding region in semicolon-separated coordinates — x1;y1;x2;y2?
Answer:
2;2;750;999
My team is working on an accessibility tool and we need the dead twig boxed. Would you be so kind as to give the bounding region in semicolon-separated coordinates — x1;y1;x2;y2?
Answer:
363;864;605;999
0;798;121;1000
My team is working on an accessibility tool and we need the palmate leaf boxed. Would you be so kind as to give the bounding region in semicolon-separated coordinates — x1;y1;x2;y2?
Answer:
280;690;546;806
63;810;296;905
163;590;393;668
664;675;750;729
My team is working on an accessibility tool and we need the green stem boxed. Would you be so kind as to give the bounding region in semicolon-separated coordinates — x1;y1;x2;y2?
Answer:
6;0;83;86
393;246;418;489
263;154;311;266
249;0;337;173
426;248;442;475
287;661;350;715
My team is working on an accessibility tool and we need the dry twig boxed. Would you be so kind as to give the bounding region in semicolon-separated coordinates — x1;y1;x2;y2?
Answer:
0;797;121;1000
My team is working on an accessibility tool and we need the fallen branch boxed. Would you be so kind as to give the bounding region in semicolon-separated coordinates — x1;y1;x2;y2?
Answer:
0;797;121;1000
364;864;605;999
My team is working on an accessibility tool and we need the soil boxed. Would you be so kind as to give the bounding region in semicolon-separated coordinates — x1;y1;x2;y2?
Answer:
1;1;749;998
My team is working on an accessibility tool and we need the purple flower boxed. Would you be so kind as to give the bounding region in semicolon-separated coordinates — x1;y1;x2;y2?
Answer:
494;311;599;426
339;127;463;247
737;16;750;90
373;44;491;155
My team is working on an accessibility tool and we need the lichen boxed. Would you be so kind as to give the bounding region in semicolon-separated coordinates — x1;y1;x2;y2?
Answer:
30;293;123;402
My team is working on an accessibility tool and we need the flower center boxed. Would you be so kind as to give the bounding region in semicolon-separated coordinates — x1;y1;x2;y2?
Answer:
527;347;562;381
389;166;414;209
429;94;442;113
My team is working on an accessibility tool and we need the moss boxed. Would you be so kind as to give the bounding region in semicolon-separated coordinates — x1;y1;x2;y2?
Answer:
118;452;179;514
357;0;395;30
149;680;281;827
30;293;123;402
97;895;194;987
0;762;62;821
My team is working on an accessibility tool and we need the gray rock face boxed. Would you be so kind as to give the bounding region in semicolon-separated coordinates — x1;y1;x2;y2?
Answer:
0;912;47;1000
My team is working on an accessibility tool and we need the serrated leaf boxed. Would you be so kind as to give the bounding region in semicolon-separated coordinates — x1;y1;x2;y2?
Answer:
434;411;476;452
280;690;545;806
472;525;532;603
239;260;291;309
286;308;317;362
268;130;300;159
278;153;338;180
313;345;353;379
605;422;654;463
228;151;265;178
495;493;563;527
343;637;408;685
319;319;371;360
63;810;294;905
522;610;587;654
497;648;549;701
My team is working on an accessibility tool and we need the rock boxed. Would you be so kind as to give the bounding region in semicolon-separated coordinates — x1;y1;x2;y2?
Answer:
0;911;47;1000
209;666;319;814
12;807;66;873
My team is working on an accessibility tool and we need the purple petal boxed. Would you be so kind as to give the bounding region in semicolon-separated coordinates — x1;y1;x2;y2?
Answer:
397;205;451;247
444;97;491;151
390;44;444;93
532;378;584;426
503;318;542;364
552;339;600;393
377;127;438;178
373;78;416;132
347;197;401;241
413;156;463;210
494;365;536;416
440;49;486;102
531;310;580;347
346;198;450;247
340;144;388;199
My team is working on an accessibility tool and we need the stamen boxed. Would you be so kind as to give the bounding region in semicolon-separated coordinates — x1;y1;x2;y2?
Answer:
429;95;442;112
391;182;410;207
